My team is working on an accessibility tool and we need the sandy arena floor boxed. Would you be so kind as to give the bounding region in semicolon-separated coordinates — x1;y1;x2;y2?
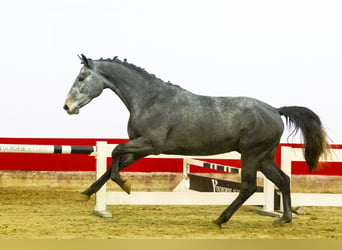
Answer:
0;186;341;239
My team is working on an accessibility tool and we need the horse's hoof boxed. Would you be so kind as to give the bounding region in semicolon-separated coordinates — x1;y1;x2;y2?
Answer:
293;206;305;215
273;218;291;227
77;193;90;201
212;219;223;229
120;179;131;194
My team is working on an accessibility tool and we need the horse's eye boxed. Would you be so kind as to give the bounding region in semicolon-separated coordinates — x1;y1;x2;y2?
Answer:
78;70;89;82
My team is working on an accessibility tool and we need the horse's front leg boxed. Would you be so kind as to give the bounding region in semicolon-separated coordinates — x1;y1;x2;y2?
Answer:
109;154;136;194
77;155;134;200
109;137;155;194
78;167;112;200
80;137;154;198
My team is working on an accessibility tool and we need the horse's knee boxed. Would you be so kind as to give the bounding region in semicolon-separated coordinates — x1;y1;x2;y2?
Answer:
284;174;290;186
109;154;134;180
110;170;121;182
247;185;257;194
240;184;257;198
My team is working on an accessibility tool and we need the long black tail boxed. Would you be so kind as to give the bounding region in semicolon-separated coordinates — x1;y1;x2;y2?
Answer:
279;106;330;170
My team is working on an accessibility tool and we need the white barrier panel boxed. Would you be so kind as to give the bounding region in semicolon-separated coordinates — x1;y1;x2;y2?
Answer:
94;141;274;217
105;192;266;206
281;146;342;207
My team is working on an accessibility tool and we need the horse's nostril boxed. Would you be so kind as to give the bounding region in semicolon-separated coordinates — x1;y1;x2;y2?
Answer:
63;104;69;111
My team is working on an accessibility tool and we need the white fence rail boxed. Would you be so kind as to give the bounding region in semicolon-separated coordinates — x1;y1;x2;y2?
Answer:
94;143;342;217
94;141;275;217
281;146;342;207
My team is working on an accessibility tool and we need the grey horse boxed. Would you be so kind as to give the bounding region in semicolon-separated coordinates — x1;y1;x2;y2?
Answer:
64;54;329;226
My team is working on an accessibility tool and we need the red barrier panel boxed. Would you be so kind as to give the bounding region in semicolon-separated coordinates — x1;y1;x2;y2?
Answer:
0;138;183;172
0;138;341;175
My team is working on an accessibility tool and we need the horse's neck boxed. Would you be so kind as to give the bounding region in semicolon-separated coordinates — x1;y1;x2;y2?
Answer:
97;62;160;112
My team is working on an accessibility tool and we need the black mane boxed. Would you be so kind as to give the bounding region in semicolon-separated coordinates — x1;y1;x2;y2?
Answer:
93;56;179;88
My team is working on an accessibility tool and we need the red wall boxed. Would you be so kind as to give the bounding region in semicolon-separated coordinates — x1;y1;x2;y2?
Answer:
0;138;341;176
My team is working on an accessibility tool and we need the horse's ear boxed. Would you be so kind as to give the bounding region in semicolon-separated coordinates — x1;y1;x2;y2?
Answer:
78;54;91;68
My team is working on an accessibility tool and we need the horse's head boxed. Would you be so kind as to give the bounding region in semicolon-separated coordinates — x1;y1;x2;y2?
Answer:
63;54;106;114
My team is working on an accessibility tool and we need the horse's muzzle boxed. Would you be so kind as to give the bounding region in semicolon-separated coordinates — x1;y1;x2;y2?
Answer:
63;102;79;115
63;104;71;113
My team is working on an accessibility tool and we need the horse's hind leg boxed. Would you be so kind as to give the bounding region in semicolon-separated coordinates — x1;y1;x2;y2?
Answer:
213;156;258;227
259;155;292;225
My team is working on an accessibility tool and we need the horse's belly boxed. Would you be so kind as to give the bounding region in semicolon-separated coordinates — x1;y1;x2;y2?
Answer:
164;133;239;156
